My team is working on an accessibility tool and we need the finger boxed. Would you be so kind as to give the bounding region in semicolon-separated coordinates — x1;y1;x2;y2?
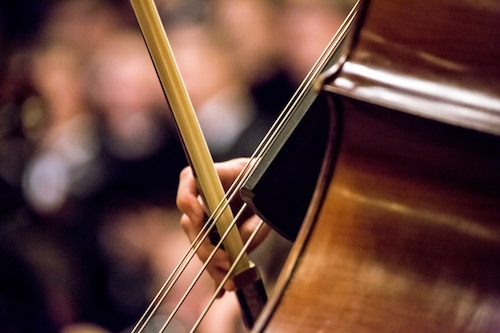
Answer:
180;213;203;244
206;251;235;293
196;240;236;295
238;215;271;253
213;158;250;190
177;166;205;224
180;213;236;292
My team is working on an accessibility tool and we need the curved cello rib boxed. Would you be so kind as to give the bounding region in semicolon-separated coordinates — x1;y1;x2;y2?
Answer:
250;0;500;332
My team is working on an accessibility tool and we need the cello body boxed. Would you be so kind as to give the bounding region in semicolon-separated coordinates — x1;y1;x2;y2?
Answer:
250;0;500;331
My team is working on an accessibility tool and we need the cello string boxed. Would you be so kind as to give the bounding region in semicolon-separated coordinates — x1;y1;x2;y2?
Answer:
130;210;218;333
188;219;266;333
131;3;359;331
158;203;252;333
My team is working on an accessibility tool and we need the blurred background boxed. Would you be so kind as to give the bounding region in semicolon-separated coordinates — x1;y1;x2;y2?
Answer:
0;0;354;332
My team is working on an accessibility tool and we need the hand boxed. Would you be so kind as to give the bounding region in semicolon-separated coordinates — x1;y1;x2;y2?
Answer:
176;158;270;296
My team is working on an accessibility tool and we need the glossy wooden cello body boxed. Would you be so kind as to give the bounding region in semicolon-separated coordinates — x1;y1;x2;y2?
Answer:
248;0;500;331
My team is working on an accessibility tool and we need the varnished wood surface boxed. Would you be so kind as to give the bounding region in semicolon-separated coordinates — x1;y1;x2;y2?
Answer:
252;0;500;331
259;98;500;332
325;0;500;135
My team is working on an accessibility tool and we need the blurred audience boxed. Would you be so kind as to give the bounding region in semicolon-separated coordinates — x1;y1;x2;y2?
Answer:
209;0;296;119
0;0;354;332
85;28;186;203
279;0;352;83
167;20;274;162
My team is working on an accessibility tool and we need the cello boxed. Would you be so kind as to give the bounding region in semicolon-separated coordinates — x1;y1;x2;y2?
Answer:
132;0;500;331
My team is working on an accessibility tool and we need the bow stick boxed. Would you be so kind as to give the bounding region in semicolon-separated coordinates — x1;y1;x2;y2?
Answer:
129;0;266;329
